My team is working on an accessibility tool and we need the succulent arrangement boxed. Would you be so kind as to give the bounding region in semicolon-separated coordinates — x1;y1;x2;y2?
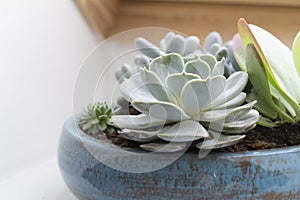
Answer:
79;18;300;153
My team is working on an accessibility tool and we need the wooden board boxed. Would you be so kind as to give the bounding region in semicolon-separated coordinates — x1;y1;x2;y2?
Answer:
107;0;300;47
143;0;300;7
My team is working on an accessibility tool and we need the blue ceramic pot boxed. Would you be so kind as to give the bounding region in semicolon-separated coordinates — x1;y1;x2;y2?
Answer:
58;117;300;200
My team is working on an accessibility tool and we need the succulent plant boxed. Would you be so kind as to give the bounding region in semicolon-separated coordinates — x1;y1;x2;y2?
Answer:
203;32;241;76
232;18;300;127
134;32;200;67
79;102;114;135
112;53;259;152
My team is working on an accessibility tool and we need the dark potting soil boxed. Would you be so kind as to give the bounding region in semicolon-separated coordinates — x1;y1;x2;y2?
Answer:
99;106;300;153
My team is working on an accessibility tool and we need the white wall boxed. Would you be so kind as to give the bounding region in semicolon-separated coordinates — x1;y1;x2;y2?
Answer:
0;0;101;180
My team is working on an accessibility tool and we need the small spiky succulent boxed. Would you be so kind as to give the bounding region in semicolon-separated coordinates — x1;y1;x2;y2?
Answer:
79;102;114;136
112;53;259;152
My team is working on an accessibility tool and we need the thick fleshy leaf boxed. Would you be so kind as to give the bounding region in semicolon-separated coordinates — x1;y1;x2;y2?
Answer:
183;36;199;55
118;127;169;142
213;92;246;110
209;43;221;55
160;32;175;51
196;132;245;149
196;101;256;122
180;76;226;116
166;72;199;102
199;54;217;70
211;58;225;76
257;116;276;128
141;68;171;102
166;35;185;54
184;59;210;79
215;47;228;61
134;55;150;67
135;37;161;58
208;71;248;109
150;53;184;73
271;85;296;117
120;73;157;102
132;101;190;121
203;32;222;52
180;79;208;116
157;120;209;142
232;33;247;71
111;114;166;130
115;64;134;83
238;18;300;114
246;44;278;119
150;53;184;83
292;31;300;77
246;89;277;119
222;109;259;133
140;142;187;152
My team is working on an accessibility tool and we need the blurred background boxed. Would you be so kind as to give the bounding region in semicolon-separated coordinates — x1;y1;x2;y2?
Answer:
0;0;300;199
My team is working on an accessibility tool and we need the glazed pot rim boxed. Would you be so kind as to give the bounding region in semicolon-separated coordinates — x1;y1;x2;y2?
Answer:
65;115;300;159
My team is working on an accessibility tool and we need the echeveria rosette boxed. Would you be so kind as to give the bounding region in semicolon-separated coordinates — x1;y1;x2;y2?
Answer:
112;53;259;152
232;18;300;127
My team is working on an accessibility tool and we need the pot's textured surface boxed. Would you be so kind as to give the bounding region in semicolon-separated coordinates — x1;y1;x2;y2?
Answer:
58;117;300;200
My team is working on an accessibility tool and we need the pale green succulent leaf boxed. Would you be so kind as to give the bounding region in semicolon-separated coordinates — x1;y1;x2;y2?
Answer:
207;71;248;109
215;46;228;61
142;68;171;102
270;84;296;118
166;72;199;102
140;142;187;152
246;89;277;119
135;37;161;58
183;36;199;55
163;32;176;46
184;58;211;79
211;58;225;76
222;109;259;131
111;114;166;130
132;101;190;121
157;120;209;142
120;73;157;102
232;33;247;71
180;79;208;116
203;32;222;52
292;31;300;77
150;53;184;75
209;43;221;55
213;92;246;110
257;116;276;128
196;131;245;149
166;35;185;54
180;76;226;116
118;127;169;142
199;54;217;70
246;44;279;119
196;101;256;122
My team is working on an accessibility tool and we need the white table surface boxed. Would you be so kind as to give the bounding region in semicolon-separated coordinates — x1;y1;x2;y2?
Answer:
0;158;77;200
